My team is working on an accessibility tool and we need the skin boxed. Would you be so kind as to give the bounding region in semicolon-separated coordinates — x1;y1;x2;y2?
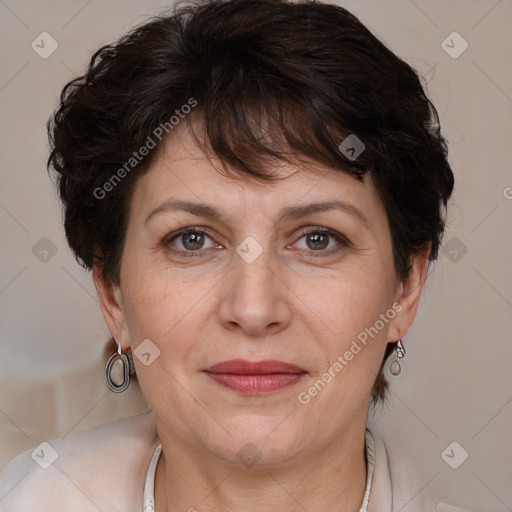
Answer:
94;123;430;512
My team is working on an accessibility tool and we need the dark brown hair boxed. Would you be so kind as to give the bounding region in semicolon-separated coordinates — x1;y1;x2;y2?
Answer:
47;0;454;403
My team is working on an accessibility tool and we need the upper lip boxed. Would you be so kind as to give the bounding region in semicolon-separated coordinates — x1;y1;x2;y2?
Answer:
204;359;306;375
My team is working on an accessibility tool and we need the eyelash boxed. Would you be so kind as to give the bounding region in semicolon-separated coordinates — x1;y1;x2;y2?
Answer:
162;226;351;258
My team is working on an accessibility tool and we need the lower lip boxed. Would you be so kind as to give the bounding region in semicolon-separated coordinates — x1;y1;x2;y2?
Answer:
205;372;306;394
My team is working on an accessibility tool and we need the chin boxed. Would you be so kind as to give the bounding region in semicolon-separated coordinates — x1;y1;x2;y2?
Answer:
198;415;307;468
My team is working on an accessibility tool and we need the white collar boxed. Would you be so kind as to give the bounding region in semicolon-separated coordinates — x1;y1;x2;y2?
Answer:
142;429;376;512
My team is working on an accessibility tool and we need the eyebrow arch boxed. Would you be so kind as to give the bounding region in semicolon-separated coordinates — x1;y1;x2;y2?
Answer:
278;200;371;231
144;199;228;226
144;198;371;231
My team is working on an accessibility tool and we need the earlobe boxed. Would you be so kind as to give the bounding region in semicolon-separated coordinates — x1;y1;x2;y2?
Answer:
92;266;131;350
387;245;431;342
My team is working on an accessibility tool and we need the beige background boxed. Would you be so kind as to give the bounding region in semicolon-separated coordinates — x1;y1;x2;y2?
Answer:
0;0;511;510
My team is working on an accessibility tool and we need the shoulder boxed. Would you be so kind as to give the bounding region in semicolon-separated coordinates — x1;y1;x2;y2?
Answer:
368;429;480;512
0;412;158;512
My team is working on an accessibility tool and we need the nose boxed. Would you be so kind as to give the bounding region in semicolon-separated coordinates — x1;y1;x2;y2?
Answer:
217;242;293;337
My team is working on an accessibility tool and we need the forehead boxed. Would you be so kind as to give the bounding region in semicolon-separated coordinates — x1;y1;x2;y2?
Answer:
129;124;386;232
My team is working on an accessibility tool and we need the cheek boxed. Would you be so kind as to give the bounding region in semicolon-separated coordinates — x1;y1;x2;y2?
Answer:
296;280;393;414
118;248;178;341
304;264;395;337
119;260;215;372
120;268;198;407
302;266;396;389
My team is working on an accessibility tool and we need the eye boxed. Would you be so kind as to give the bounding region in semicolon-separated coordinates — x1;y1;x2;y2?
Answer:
162;226;350;258
293;227;350;256
163;227;220;256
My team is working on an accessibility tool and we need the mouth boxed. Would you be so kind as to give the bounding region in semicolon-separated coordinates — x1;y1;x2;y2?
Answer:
203;359;307;395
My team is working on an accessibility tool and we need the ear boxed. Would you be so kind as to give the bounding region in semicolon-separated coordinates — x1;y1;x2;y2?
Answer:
387;244;431;342
92;266;131;350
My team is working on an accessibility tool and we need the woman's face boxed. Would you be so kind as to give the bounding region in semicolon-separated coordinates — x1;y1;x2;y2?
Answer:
96;124;426;466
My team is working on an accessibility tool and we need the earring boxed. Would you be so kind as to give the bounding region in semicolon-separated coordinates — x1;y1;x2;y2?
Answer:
389;339;405;376
105;342;130;392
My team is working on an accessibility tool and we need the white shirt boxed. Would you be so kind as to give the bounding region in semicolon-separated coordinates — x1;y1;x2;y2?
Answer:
0;411;475;511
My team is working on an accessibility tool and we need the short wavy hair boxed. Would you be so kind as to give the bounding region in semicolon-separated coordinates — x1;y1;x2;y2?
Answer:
47;0;454;403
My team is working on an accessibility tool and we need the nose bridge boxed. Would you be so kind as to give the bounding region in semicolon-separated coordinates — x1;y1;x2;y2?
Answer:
219;234;292;335
237;237;275;292
234;235;280;307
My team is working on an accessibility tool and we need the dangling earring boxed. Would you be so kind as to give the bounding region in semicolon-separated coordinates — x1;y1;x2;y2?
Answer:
105;342;130;392
389;339;405;376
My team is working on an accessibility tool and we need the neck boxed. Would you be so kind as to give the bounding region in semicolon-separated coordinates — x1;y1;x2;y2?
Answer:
153;415;368;512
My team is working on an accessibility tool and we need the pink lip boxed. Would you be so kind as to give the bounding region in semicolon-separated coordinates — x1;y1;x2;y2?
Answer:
203;359;307;395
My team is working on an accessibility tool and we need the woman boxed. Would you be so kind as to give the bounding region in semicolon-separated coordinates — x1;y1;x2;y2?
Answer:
0;0;471;510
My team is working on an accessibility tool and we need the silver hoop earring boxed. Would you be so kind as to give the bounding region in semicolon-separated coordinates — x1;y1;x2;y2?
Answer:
389;339;405;376
105;342;130;392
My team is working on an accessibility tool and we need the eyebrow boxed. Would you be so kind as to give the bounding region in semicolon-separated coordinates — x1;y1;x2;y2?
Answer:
144;198;371;231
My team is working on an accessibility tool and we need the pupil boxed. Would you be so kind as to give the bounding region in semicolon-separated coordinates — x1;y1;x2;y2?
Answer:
184;232;204;250
308;233;328;250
